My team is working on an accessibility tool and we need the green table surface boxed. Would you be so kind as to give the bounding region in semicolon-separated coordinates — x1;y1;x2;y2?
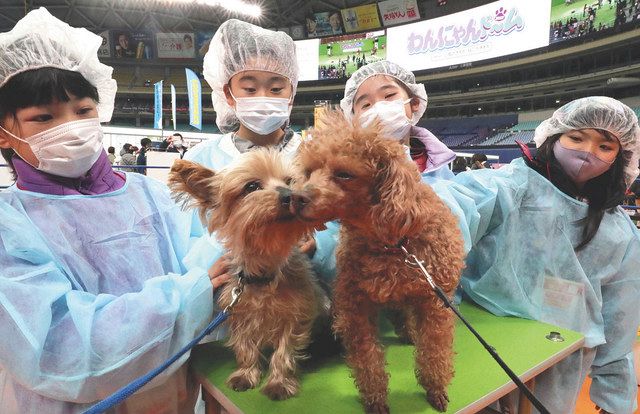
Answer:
192;301;584;414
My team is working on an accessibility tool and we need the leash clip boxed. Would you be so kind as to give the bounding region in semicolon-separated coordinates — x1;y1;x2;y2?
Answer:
224;282;244;313
399;245;436;290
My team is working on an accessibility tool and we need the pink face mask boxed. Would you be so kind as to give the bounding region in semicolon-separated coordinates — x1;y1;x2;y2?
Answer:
552;140;614;185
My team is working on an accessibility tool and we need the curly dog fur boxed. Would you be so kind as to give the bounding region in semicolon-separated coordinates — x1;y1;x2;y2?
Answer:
168;149;328;400
295;111;465;413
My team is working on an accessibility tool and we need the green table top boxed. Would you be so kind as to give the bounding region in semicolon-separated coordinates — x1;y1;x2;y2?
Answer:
192;301;584;414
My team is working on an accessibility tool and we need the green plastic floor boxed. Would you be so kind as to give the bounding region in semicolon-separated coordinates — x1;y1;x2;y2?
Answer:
191;302;583;414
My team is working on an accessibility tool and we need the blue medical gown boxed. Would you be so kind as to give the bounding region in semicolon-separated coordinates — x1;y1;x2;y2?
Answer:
183;133;338;288
422;164;454;180
0;173;213;413
428;158;640;413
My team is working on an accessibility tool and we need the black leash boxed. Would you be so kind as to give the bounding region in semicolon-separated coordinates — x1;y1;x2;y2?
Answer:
395;243;551;414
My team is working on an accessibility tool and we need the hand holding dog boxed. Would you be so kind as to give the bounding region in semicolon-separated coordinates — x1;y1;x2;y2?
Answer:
208;254;233;289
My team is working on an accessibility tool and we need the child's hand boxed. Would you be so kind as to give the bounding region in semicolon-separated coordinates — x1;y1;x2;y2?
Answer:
208;254;233;289
299;233;316;258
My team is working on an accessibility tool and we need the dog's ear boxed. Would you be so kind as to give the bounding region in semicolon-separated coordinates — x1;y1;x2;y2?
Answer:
168;160;220;223
370;156;424;245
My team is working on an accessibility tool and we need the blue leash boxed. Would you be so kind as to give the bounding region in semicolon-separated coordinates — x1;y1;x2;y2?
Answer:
83;285;243;414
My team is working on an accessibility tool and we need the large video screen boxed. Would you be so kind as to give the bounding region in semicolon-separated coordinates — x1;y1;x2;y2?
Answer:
318;30;386;80
549;0;626;44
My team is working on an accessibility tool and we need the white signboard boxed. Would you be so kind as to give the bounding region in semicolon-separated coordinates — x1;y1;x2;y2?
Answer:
378;0;421;27
386;0;551;71
156;32;196;59
295;39;320;81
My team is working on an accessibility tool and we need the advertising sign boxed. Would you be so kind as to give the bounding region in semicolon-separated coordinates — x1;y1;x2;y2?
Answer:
156;32;196;59
113;31;153;59
386;0;551;71
378;0;421;27
341;4;382;33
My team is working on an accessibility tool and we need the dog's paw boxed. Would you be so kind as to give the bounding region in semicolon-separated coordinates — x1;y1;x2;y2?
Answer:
261;378;299;400
427;389;449;412
226;372;258;392
364;402;390;414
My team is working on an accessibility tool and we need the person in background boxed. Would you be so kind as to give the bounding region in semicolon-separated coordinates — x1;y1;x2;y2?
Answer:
452;156;468;174
470;153;488;169
137;137;151;175
107;146;116;164
171;133;188;159
183;19;337;321
340;60;456;179
119;142;131;156
431;96;640;413
119;144;137;173
0;8;215;413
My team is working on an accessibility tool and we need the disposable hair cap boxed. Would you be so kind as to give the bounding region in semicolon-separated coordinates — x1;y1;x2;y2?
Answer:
0;7;117;122
203;19;299;133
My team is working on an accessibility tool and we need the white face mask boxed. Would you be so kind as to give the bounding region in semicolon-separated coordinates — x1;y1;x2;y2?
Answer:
231;93;292;135
0;118;104;178
359;99;413;141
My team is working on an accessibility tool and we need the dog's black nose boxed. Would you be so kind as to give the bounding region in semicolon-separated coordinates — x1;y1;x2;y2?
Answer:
276;186;293;207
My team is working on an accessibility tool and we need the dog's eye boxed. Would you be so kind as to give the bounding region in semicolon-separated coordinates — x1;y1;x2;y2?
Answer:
244;181;262;193
334;171;355;180
304;169;312;179
284;177;293;186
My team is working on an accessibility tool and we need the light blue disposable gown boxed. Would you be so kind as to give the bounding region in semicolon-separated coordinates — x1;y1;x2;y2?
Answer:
183;132;338;295
0;173;214;414
428;157;640;413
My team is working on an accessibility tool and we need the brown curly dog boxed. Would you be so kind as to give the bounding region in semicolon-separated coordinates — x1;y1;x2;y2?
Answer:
294;111;465;413
168;149;329;400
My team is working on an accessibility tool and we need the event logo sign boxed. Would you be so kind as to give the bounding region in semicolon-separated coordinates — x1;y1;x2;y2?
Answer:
341;4;382;33
185;69;202;130
386;0;551;71
156;33;196;59
378;0;421;27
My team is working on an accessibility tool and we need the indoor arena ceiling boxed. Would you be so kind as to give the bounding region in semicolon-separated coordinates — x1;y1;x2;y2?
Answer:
0;0;380;32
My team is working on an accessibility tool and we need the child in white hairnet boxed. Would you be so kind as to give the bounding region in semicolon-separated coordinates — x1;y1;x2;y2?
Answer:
183;19;337;295
0;8;215;413
431;96;640;413
340;60;456;179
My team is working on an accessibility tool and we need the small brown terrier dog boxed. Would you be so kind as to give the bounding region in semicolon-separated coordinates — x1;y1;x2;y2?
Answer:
294;111;465;413
169;149;328;400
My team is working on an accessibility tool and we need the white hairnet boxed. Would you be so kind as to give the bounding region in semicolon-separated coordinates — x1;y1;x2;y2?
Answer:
0;8;117;122
534;96;640;187
203;19;299;133
340;60;428;125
